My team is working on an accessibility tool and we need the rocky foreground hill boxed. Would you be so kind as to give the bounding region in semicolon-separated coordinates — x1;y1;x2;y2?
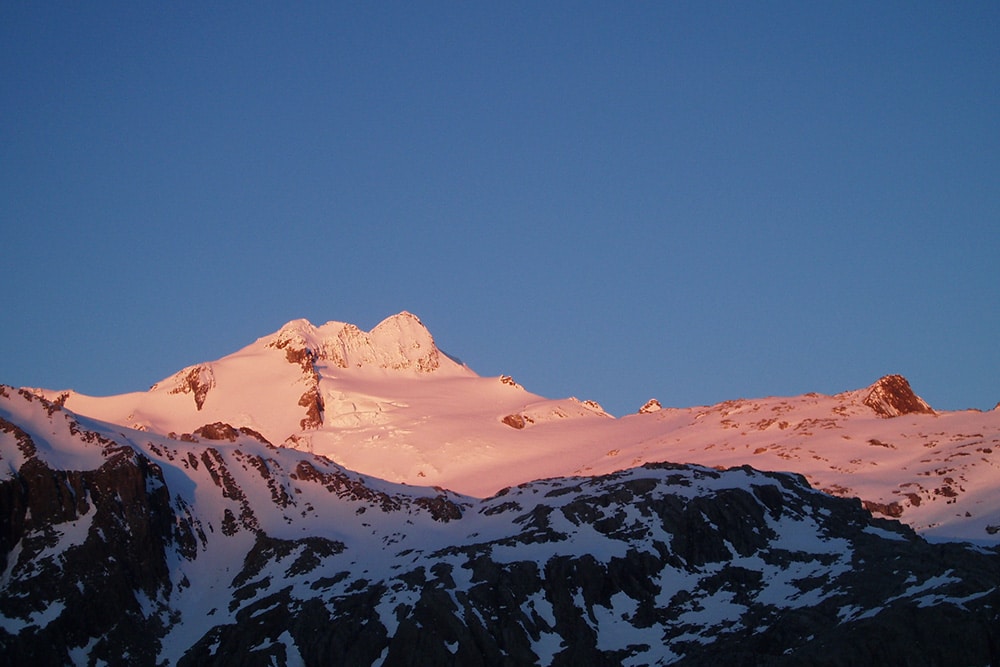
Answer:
1;385;998;666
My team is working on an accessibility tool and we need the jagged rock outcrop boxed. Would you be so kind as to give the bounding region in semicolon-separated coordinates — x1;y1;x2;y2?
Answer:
861;498;905;518
863;374;935;418
297;385;325;430
193;421;241;441
161;364;215;411
267;312;456;374
501;413;531;429
0;435;189;664
639;398;662;414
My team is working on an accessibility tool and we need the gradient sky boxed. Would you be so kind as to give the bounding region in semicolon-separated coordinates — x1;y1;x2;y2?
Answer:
2;2;998;416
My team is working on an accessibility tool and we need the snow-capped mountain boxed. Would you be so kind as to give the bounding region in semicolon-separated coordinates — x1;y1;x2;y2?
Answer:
44;312;1000;542
4;312;1000;665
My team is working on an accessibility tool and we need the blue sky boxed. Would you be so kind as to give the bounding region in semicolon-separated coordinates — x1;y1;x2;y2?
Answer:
2;2;998;415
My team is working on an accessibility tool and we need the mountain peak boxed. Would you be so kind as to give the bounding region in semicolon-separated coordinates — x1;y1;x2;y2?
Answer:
266;312;464;375
863;374;935;418
638;398;663;414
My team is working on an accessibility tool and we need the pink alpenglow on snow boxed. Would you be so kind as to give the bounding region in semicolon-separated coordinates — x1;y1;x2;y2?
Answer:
35;312;1000;542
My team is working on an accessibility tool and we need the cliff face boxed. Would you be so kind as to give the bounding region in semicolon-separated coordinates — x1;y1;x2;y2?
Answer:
1;386;999;666
0;429;186;664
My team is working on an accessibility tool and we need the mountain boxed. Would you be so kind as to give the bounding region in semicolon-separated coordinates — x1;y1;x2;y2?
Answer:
3;313;1000;665
44;313;1000;542
46;312;615;506
2;386;998;665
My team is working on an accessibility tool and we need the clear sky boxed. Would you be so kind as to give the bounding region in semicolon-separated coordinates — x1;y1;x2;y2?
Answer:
2;2;998;416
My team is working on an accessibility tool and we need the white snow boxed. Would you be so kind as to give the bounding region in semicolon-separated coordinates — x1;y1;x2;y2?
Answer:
25;314;996;544
592;591;647;652
862;525;907;541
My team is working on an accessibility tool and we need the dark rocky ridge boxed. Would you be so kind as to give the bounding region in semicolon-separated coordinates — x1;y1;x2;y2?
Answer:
0;437;185;664
175;464;1000;667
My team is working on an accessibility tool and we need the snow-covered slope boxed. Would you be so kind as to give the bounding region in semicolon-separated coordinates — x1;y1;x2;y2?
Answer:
2;385;998;665
47;312;614;498
575;376;1000;541
37;313;1000;541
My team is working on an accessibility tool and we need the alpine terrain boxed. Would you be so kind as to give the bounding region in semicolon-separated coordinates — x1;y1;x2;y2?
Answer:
2;312;998;665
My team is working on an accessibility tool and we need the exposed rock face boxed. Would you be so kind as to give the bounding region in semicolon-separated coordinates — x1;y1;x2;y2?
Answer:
502;413;530;429
297;386;325;430
639;398;662;414
863;374;935;418
268;328;326;430
163;364;215;410
0;434;189;664
194;421;241;441
862;498;905;518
